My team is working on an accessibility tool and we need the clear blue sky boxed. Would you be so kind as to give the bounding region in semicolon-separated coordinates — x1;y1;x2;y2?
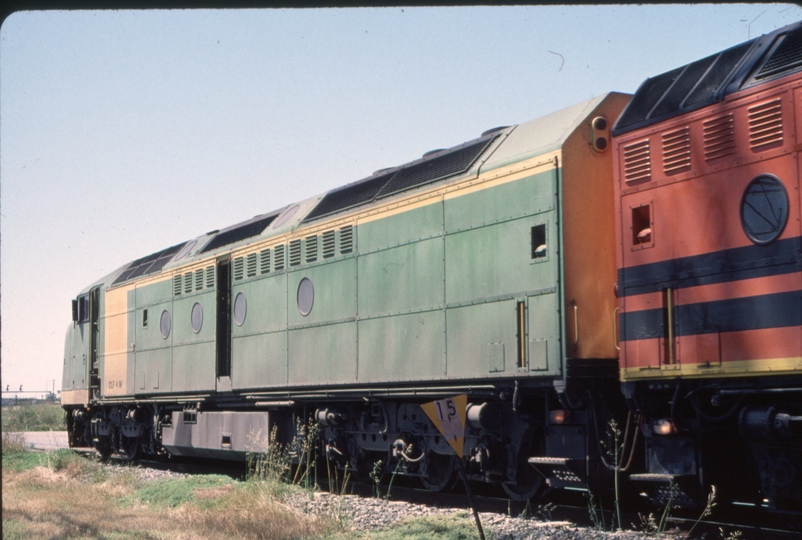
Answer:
2;5;801;397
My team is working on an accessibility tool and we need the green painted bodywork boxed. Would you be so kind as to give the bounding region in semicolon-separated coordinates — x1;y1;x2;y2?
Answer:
78;95;622;399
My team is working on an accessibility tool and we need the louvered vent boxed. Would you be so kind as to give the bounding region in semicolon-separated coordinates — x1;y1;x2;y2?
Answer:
703;114;735;161
306;235;318;263
173;275;182;296
184;272;193;293
233;257;244;280
274;245;285;271
623;140;651;183
755;27;802;81
206;266;215;288
340;226;353;254
194;268;204;291
289;240;302;266
260;248;271;274
246;253;257;277
748;99;783;150
662;128;691;174
322;230;335;258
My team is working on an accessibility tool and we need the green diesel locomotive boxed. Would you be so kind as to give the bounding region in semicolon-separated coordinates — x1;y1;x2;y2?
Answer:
63;93;632;499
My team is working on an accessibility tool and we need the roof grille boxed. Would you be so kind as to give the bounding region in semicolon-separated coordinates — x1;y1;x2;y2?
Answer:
173;275;182;296
340;226;353;254
376;136;496;199
274;245;285;271
246;253;257;277
306;235;318;263
184;272;193;294
302;134;497;223
755;27;802;81
195;268;204;291
200;214;276;254
260;248;271;274
703;114;735;161
112;242;186;286
206;266;215;288
322;230;335;258
233;257;244;280
623;140;652;183
302;171;396;223
651;56;718;119
748;98;783;150
289;240;301;266
662;128;691;174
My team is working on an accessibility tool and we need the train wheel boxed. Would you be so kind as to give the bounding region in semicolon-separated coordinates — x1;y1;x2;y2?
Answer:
502;463;543;501
123;436;140;462
95;438;112;463
421;452;457;492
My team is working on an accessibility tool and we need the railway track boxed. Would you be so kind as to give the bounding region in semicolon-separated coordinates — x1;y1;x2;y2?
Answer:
65;447;801;539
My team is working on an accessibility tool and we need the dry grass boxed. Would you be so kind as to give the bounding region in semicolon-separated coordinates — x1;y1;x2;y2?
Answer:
2;451;338;540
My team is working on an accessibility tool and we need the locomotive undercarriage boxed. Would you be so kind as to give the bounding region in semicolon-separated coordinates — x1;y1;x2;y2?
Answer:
624;376;802;514
64;373;627;502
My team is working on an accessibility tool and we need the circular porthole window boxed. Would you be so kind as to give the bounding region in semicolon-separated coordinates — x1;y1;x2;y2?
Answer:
191;302;203;334
233;292;247;326
160;310;171;339
297;277;314;316
740;175;789;245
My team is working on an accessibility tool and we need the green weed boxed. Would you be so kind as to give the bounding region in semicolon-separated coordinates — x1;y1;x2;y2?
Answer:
127;474;235;508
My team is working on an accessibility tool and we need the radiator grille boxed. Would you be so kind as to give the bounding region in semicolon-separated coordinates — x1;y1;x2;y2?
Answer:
246;253;257;277
703;114;735;161
173;275;182;296
306;235;318;263
260;248;271;274
184;272;193;293
289;240;302;266
274;245;285;271
233;257;244;280
748;99;783;150
322;230;336;258
206;266;215;288
340;226;353;254
662;128;691;174
755;27;802;81
194;268;204;291
623;140;652;183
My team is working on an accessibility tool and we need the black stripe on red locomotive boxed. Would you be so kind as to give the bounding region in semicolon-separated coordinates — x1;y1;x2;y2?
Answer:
618;236;801;297
620;290;801;342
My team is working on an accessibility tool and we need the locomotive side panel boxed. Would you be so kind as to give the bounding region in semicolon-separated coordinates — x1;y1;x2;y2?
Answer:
101;285;135;397
561;92;631;361
286;258;358;386
616;77;802;378
133;279;174;394
231;271;288;390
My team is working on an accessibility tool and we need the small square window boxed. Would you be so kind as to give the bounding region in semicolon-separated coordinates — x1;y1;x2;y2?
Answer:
142;309;148;328
531;224;547;259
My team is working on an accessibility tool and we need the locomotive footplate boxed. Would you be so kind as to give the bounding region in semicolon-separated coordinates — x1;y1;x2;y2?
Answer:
629;473;698;508
528;457;587;490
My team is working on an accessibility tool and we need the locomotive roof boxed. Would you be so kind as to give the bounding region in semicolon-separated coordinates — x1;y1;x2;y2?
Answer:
100;93;613;291
613;20;802;136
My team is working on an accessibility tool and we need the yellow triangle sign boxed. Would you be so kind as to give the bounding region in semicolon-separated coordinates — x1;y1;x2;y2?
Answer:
421;394;467;457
